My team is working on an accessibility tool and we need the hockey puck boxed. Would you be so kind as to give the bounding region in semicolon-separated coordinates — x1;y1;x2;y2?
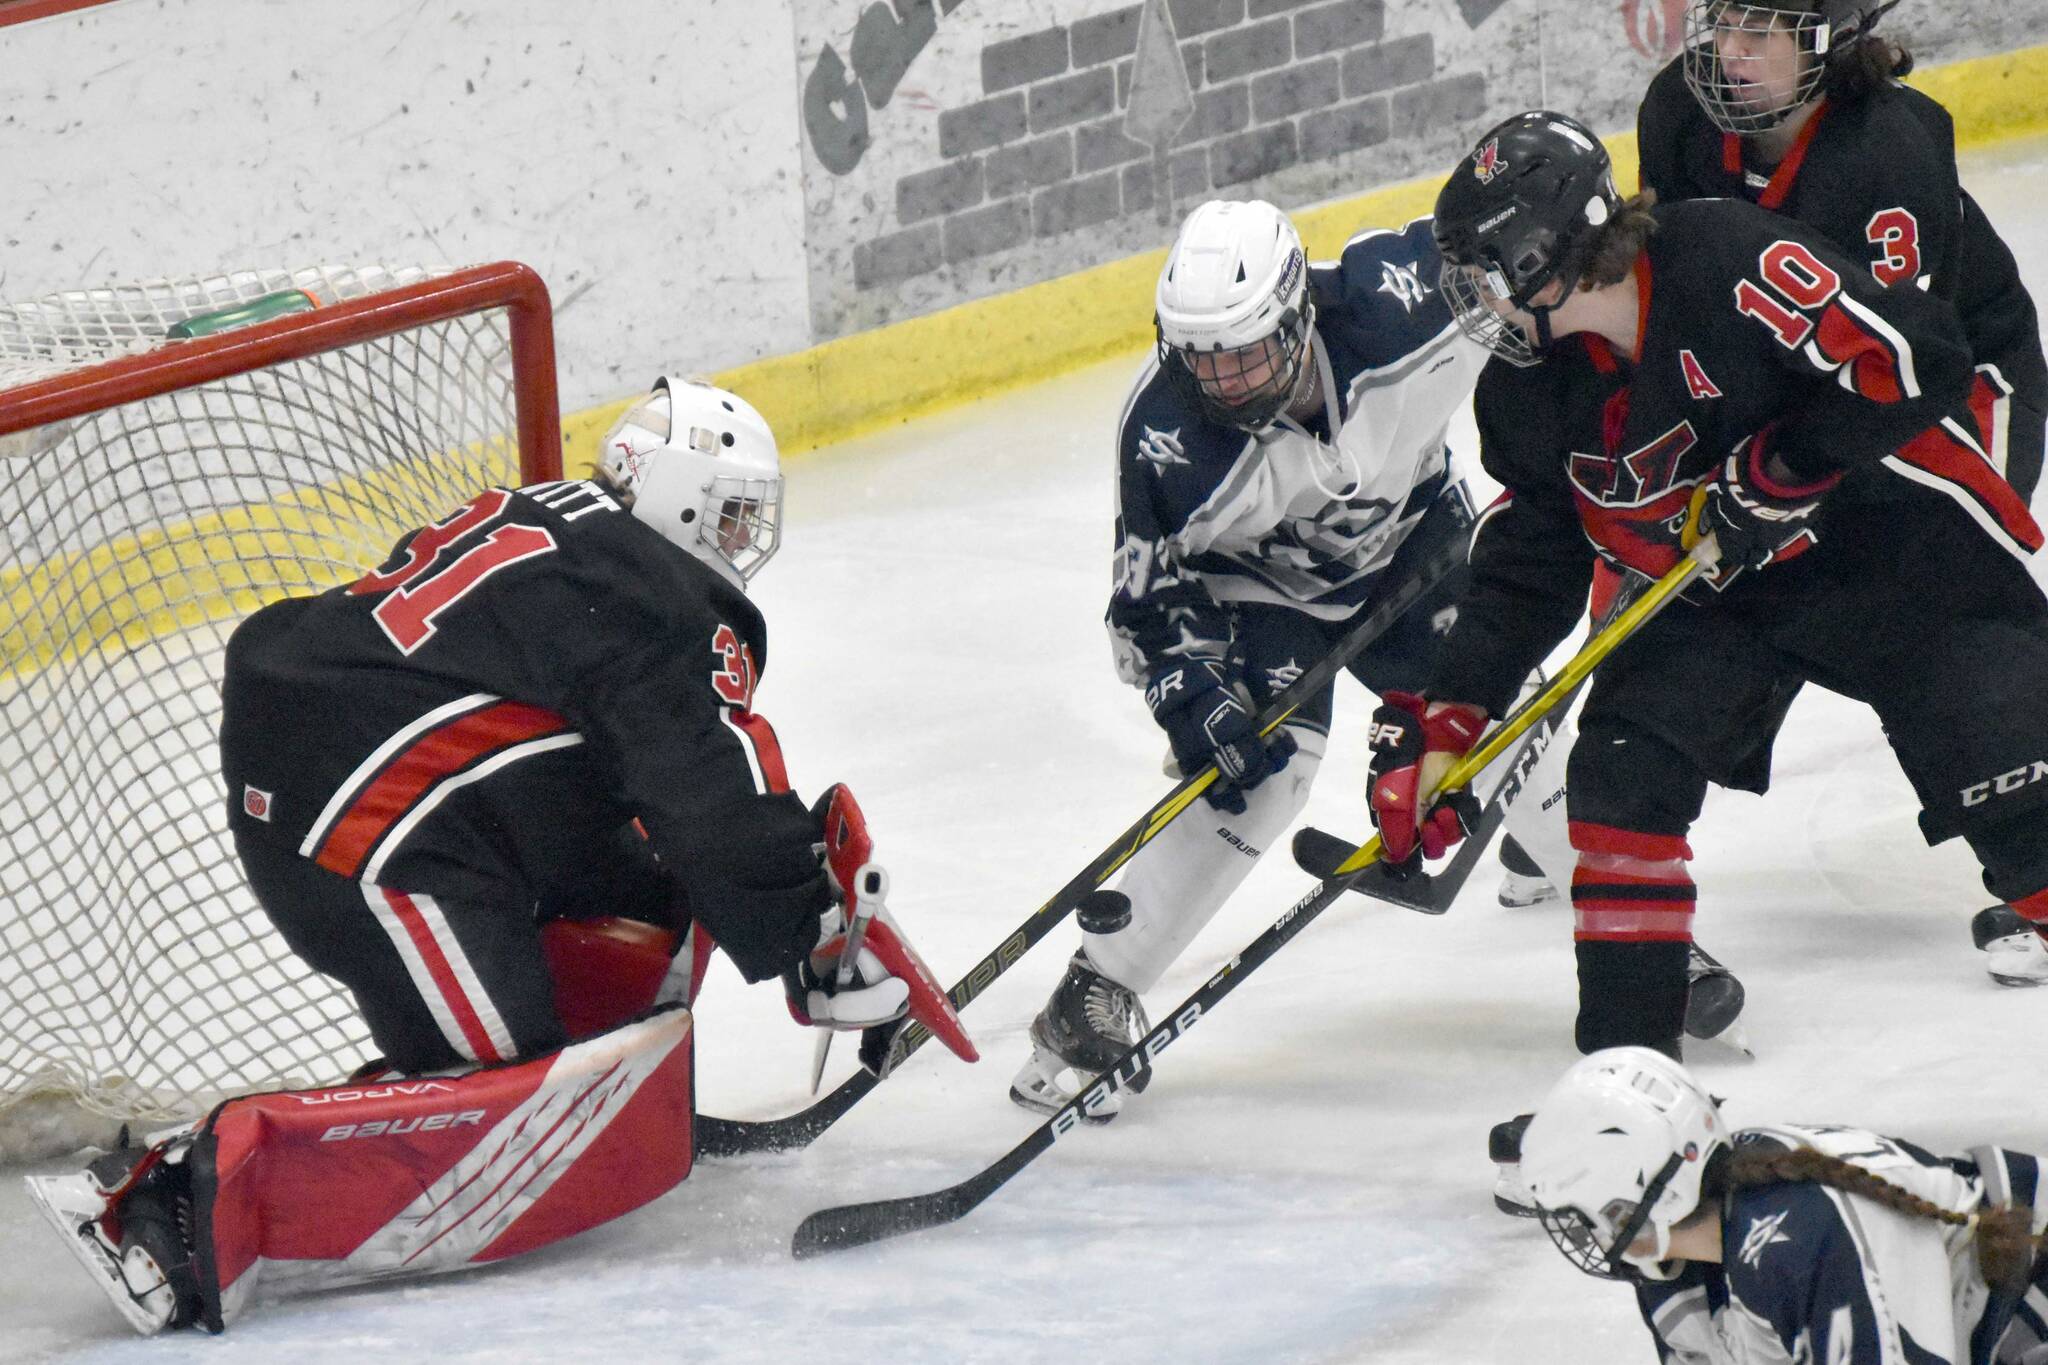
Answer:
1683;971;1746;1041
1076;889;1133;935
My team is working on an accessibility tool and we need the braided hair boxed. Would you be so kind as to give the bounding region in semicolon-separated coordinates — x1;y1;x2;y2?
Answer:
1720;1145;2040;1294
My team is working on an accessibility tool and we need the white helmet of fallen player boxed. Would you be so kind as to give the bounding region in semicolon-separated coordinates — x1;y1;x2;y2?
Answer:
598;376;783;587
1518;1047;1731;1282
1682;0;1893;134
1154;199;1316;433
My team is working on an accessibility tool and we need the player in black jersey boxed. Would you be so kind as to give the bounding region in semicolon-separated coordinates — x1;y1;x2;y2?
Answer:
28;377;973;1335
1639;0;2048;985
1364;111;2048;1069
1517;1048;2047;1364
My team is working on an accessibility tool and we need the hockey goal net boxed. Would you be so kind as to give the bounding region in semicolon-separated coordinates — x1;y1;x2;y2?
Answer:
0;262;561;1162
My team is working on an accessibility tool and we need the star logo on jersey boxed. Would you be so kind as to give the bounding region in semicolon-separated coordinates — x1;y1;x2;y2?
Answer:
1472;138;1505;183
1378;261;1432;313
1137;424;1190;471
1265;658;1305;692
1737;1210;1793;1269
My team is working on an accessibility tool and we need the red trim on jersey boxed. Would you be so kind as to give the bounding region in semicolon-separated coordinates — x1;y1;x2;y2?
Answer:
1568;821;1694;862
1894;377;2045;551
727;709;791;794
1583;334;1620;375
1815;302;1904;404
1756;100;1828;211
1720;132;1743;177
2014;888;2048;925
314;701;573;876
381;889;506;1063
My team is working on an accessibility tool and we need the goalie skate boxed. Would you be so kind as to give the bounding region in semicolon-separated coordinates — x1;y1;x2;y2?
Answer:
1008;951;1150;1123
25;1148;202;1336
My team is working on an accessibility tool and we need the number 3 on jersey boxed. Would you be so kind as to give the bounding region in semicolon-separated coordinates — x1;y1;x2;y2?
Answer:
348;489;557;655
711;623;758;709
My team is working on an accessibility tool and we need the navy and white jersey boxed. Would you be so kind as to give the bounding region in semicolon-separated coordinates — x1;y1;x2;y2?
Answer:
1636;1125;2048;1365
1108;216;1484;686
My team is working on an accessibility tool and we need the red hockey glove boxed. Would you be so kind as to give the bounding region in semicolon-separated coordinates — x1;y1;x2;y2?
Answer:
1367;691;1487;870
1689;431;1843;572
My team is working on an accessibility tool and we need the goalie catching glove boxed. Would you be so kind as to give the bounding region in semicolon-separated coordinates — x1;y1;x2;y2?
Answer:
1367;691;1487;869
1146;659;1297;815
781;784;977;1073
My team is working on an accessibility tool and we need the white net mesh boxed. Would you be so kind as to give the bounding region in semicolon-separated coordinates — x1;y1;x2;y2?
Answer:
0;266;550;1160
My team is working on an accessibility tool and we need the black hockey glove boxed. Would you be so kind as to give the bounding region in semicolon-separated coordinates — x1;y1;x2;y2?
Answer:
1692;432;1843;572
1146;659;1296;815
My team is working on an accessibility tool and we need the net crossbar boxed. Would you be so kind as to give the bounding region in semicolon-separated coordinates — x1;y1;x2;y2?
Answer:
0;262;560;1160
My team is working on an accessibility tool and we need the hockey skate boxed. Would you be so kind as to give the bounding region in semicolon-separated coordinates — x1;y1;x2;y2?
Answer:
1009;950;1151;1124
1488;1112;1540;1218
1684;945;1751;1054
1495;834;1559;908
25;1142;203;1335
1976;905;2048;987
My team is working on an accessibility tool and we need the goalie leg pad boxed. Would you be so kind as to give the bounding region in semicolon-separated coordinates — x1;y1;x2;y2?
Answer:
540;915;678;1040
187;1006;695;1329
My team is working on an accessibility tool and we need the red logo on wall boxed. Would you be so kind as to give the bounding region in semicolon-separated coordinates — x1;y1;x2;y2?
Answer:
1621;0;1687;59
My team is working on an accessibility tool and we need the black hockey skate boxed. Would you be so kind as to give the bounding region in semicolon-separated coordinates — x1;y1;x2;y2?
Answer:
1684;945;1750;1053
27;1144;203;1334
1009;951;1152;1123
1976;904;2048;986
1494;835;1559;908
1489;1112;1540;1218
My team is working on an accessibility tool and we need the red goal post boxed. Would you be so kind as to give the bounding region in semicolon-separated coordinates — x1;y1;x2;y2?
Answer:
0;262;562;1161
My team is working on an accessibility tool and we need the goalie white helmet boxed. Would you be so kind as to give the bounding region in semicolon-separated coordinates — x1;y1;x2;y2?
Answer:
1518;1047;1730;1282
1154;199;1316;432
598;376;783;587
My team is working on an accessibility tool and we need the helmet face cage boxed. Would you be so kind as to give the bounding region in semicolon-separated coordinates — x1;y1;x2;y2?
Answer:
1536;1152;1683;1282
1440;260;1543;367
708;474;781;581
1158;299;1314;431
1683;1;1837;134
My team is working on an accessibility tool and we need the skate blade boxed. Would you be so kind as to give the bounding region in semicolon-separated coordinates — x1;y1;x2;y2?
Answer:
1690;1019;1756;1059
1008;1085;1117;1125
23;1173;173;1336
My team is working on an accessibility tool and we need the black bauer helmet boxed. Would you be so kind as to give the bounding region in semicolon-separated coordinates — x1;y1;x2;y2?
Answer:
1433;111;1621;367
1682;0;1899;134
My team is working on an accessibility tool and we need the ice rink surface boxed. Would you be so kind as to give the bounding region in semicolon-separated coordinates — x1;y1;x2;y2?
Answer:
5;133;2046;1363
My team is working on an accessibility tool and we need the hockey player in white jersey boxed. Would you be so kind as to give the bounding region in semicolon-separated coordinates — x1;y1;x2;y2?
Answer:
1519;1048;2047;1363
1008;198;1581;1119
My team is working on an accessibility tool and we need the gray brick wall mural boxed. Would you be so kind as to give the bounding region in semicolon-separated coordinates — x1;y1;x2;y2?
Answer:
792;0;1715;339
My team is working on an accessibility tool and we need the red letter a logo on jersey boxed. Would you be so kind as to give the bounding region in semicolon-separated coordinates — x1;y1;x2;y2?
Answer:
1679;349;1722;400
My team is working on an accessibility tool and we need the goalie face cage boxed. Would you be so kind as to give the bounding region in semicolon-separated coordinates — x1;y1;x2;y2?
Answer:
0;262;561;1160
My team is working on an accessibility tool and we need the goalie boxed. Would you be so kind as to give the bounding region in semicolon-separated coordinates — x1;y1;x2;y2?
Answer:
26;376;974;1335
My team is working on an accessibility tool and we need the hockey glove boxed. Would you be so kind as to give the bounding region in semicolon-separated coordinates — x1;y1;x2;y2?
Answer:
1689;431;1842;572
1367;691;1487;870
1146;660;1297;815
784;902;911;1031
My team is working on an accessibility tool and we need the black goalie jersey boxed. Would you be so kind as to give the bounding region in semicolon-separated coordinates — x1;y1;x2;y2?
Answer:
220;478;814;982
1638;57;2047;500
1428;197;2041;716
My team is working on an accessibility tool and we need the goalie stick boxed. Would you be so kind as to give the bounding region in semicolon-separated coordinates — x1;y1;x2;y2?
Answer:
788;552;1707;1258
694;532;1469;1158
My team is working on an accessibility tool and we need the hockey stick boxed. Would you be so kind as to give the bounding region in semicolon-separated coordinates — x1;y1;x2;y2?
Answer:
694;532;1471;1158
789;552;1708;1257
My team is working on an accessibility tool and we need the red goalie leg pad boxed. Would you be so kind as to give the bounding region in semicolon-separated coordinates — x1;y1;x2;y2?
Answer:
540;916;679;1040
189;1005;695;1326
1568;821;1697;944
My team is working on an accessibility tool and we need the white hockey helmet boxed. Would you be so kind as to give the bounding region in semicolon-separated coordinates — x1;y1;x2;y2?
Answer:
1154;199;1316;432
598;376;783;587
1518;1047;1731;1282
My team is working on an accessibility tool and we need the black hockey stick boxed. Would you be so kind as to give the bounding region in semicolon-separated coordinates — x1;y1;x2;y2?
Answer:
694;533;1468;1158
788;555;1707;1257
